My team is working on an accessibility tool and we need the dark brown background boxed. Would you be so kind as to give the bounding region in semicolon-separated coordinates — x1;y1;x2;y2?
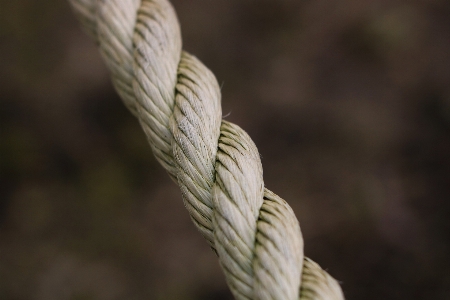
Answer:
1;0;449;299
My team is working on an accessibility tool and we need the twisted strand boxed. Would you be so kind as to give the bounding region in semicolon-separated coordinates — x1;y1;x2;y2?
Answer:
212;121;264;299
68;0;344;299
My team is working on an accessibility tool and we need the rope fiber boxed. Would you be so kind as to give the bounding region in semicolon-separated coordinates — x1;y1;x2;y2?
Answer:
68;0;345;299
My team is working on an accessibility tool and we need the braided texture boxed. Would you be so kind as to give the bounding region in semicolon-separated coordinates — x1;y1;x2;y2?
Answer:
68;1;345;299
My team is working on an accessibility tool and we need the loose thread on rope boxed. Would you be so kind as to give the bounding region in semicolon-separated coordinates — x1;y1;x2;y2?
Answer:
68;0;345;299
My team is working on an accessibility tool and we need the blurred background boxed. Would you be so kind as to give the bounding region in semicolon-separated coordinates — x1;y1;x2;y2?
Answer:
1;0;449;299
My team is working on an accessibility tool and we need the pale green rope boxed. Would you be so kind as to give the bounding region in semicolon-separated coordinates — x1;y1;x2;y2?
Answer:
68;0;345;299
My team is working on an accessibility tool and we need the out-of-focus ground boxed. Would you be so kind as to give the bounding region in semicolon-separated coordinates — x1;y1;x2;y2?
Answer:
1;0;449;299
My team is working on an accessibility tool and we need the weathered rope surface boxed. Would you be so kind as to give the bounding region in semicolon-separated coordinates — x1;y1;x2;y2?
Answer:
68;0;345;299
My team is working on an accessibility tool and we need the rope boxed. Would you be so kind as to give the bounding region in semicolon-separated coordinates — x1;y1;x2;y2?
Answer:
68;1;345;299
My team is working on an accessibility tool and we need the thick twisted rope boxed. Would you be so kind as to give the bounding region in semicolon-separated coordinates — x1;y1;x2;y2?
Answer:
68;0;345;299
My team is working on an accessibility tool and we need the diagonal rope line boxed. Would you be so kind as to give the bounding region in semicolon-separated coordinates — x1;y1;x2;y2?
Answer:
68;0;345;299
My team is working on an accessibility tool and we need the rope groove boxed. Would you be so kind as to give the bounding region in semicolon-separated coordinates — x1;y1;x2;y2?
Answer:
68;0;345;299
